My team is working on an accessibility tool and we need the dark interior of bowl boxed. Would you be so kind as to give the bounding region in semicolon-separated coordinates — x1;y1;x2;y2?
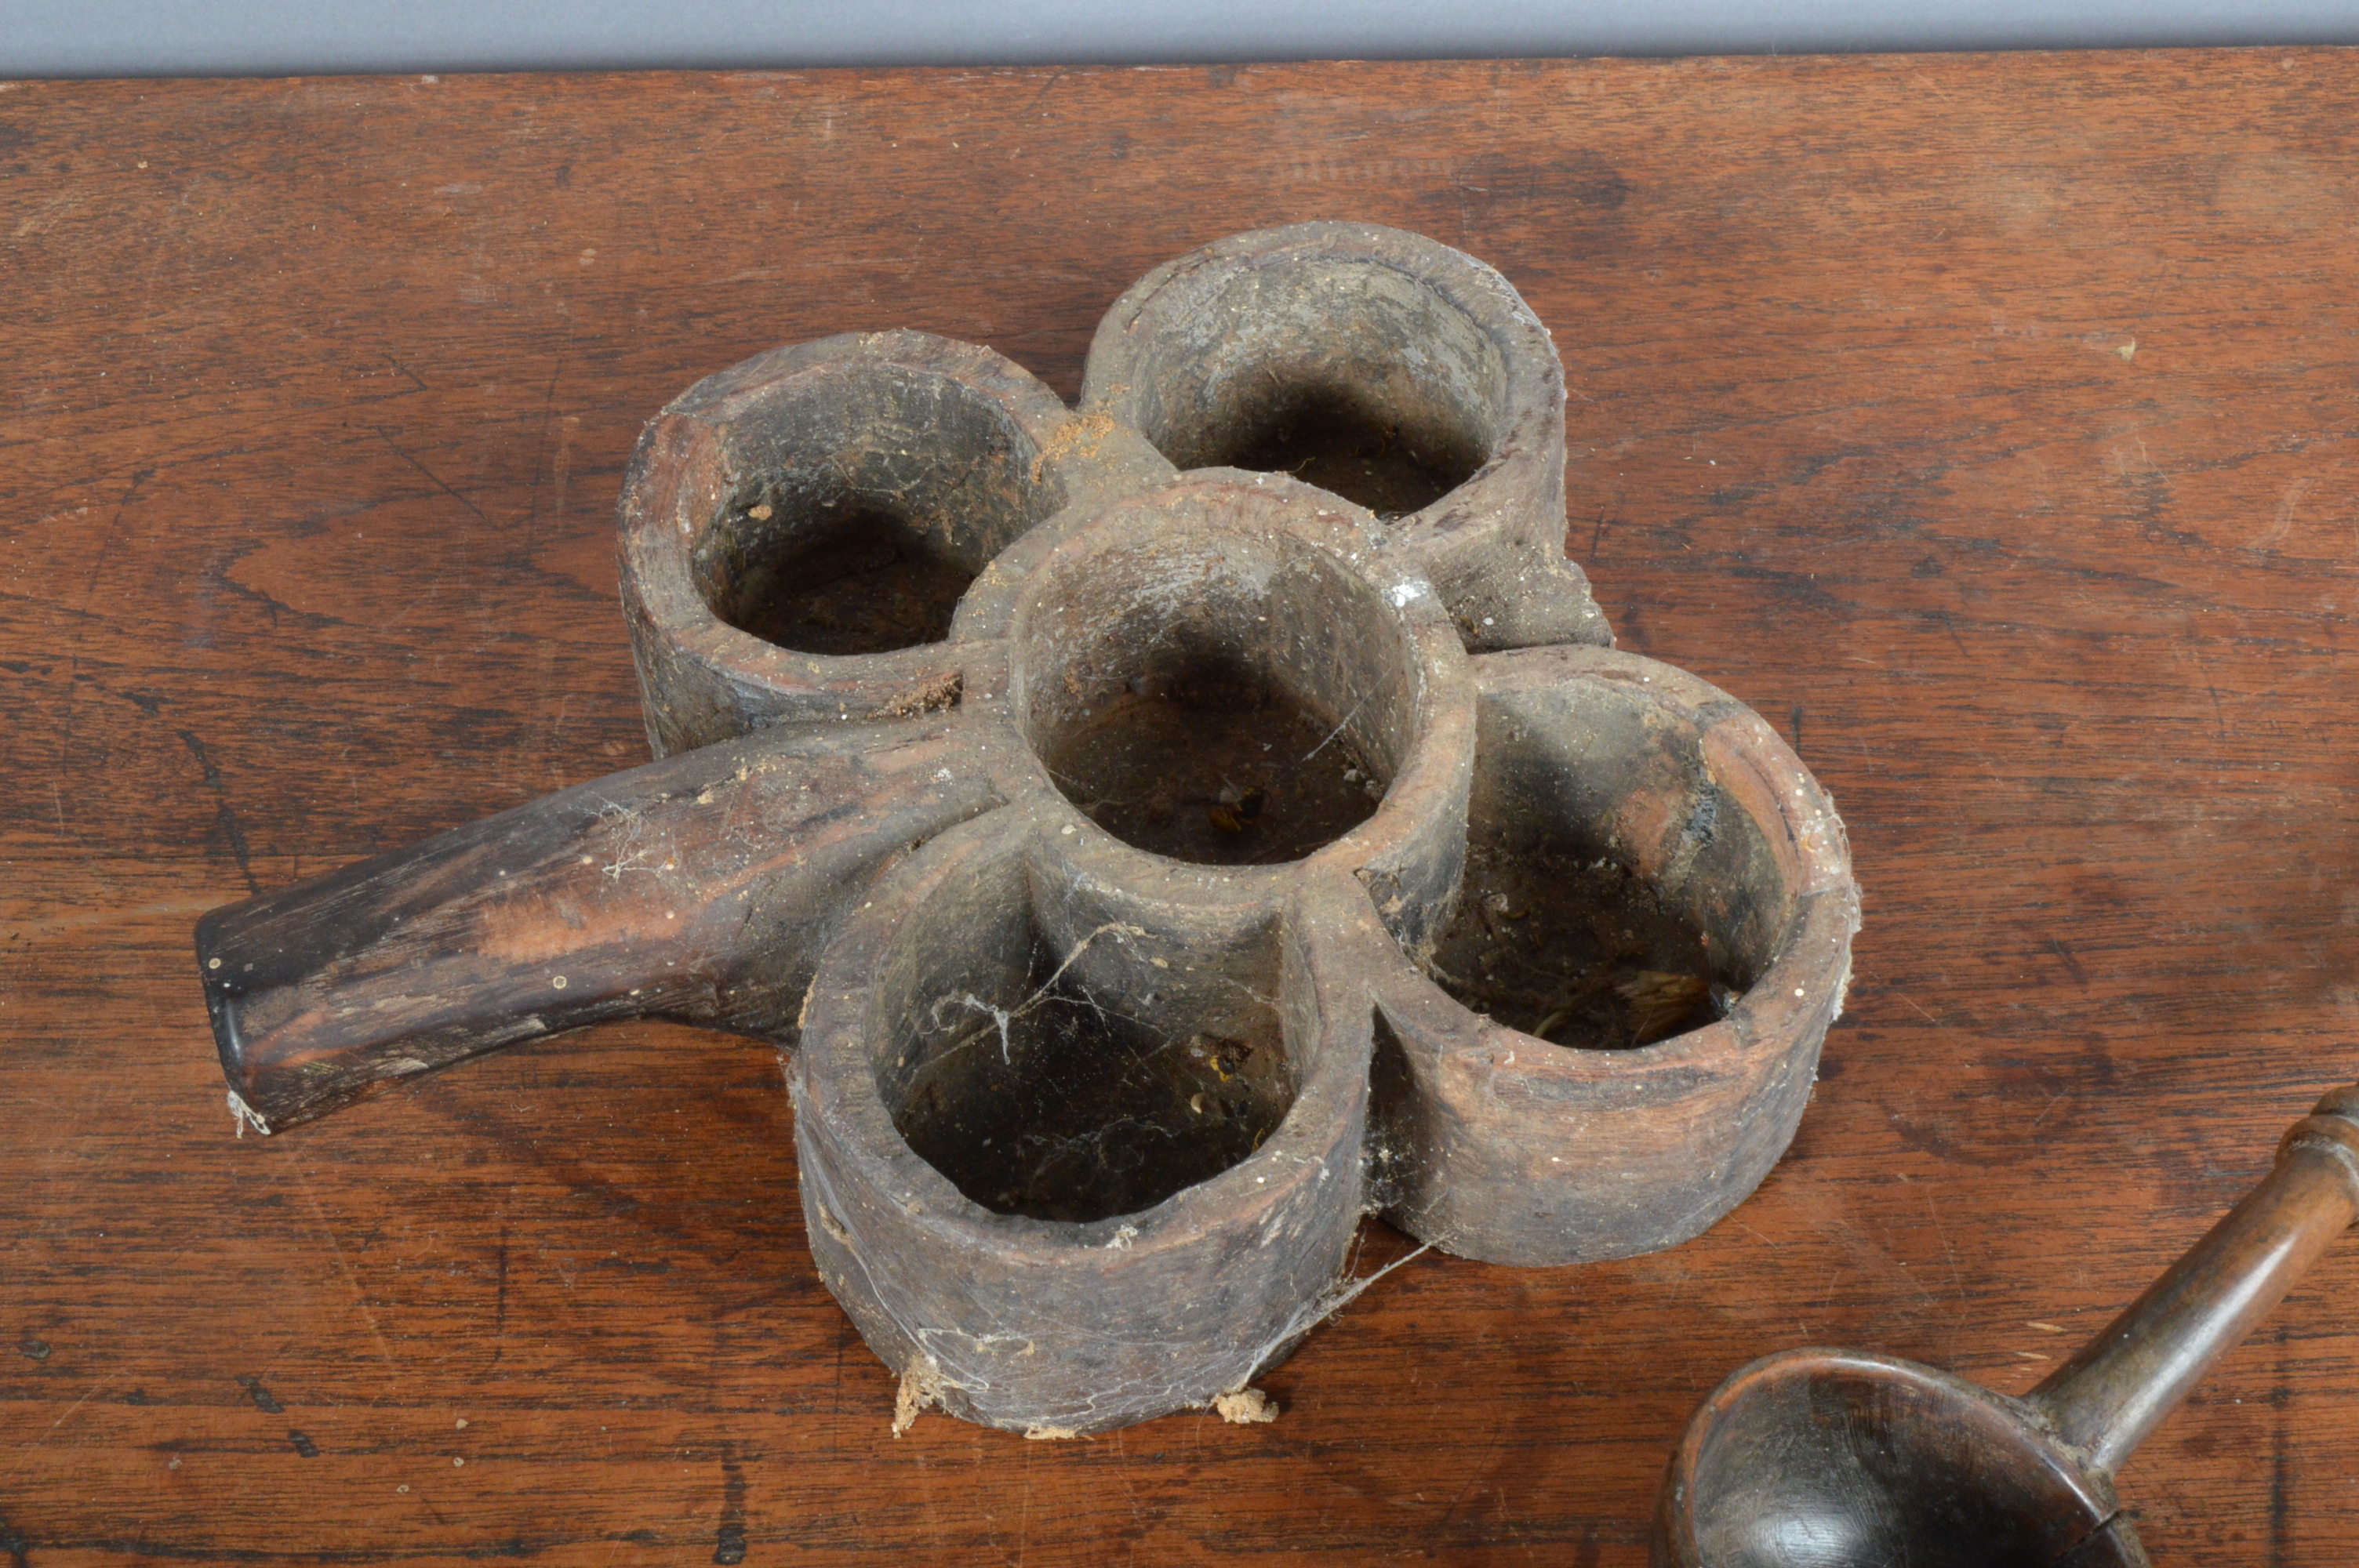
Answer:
868;845;1296;1225
693;364;1057;655
1114;258;1508;519
1419;674;1790;1051
1022;524;1419;867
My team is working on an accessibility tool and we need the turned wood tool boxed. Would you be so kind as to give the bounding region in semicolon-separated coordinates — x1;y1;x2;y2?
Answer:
1652;1082;2359;1567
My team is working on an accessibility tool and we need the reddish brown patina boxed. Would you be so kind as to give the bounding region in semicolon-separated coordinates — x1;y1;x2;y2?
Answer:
196;223;1859;1435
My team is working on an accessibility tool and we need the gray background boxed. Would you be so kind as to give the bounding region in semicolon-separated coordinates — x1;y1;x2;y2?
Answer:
4;0;2356;78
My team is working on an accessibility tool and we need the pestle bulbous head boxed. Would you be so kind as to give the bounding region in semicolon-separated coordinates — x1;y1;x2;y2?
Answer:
1652;1350;2146;1568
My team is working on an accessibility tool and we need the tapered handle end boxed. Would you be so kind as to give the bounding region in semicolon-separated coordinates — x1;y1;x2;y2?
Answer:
197;715;993;1135
194;820;639;1132
2030;1080;2359;1474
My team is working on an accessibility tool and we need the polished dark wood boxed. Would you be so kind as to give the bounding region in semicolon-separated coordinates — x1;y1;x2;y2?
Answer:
198;711;985;1129
1653;1085;2359;1566
5;49;2359;1563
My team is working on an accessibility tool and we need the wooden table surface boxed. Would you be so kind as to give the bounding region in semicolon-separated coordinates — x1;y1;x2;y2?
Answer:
5;48;2358;1565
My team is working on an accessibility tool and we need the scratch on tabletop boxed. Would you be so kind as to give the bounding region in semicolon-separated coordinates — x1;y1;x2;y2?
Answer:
3;1369;125;1484
295;1164;401;1381
1110;1426;1146;1531
490;1221;510;1367
1921;1185;1965;1309
522;358;564;527
373;426;491;527
2183;644;2229;741
57;466;154;764
2245;474;2311;552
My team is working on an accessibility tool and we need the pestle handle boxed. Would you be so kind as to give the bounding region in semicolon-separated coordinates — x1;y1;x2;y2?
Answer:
198;713;992;1134
2030;1083;2359;1475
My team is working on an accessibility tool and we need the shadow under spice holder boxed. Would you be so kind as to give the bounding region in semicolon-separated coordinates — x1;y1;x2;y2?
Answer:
196;222;1859;1436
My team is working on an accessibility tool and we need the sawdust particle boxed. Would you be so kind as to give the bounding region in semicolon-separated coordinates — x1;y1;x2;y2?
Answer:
1214;1387;1279;1425
892;1355;945;1437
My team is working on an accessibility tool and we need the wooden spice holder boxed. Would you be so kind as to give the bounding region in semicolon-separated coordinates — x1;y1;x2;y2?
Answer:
197;223;1860;1436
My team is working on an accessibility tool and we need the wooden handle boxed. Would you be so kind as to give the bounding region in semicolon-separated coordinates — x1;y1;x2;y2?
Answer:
2030;1083;2359;1474
198;713;993;1134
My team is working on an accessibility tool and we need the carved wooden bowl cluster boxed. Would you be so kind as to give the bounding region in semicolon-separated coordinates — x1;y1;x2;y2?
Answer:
198;223;1859;1436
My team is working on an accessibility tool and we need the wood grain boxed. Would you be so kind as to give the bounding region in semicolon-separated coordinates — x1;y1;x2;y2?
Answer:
4;49;2357;1563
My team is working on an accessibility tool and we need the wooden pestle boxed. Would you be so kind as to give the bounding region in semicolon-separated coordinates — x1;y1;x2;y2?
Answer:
1652;1081;2359;1568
